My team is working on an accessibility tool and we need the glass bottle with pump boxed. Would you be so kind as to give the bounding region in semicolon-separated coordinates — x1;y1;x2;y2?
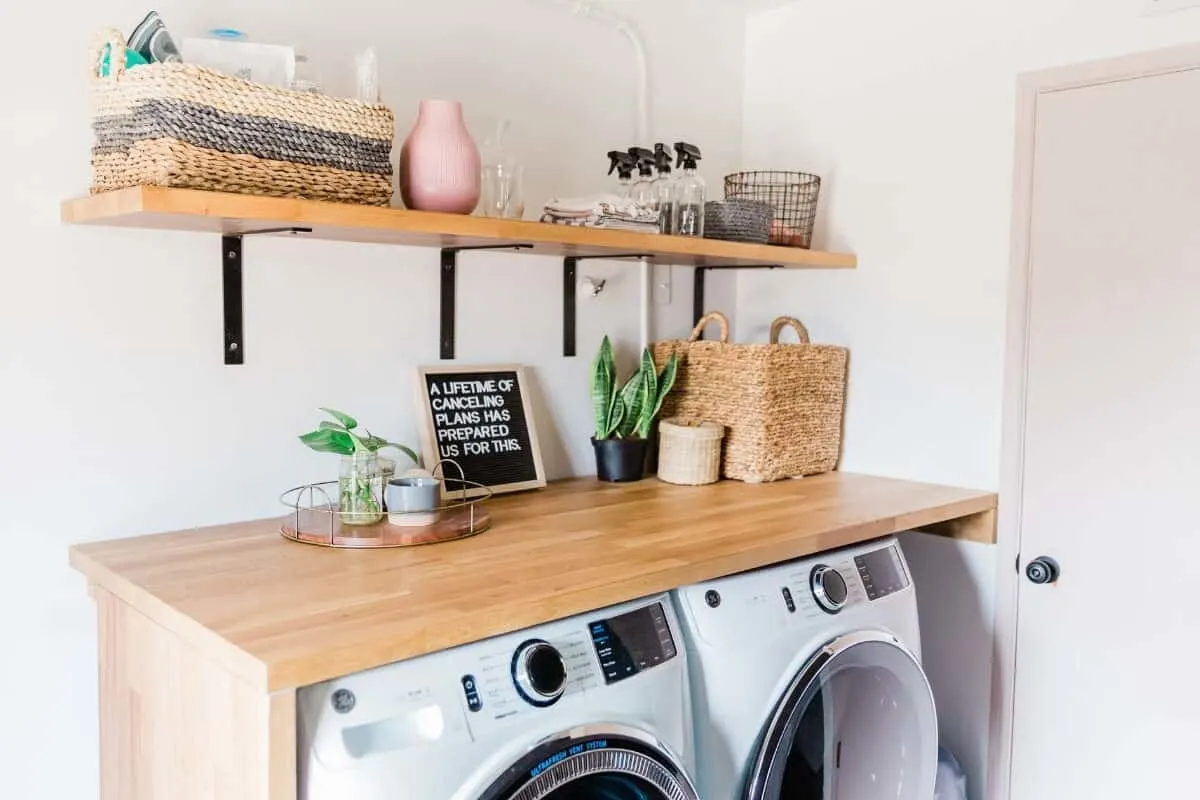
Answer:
673;142;706;237
653;143;677;234
628;147;657;215
607;151;636;199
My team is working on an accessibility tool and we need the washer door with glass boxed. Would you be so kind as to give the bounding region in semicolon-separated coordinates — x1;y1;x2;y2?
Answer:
478;725;699;800
744;631;937;800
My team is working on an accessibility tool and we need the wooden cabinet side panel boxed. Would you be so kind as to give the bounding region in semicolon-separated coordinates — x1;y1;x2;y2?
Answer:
93;587;296;800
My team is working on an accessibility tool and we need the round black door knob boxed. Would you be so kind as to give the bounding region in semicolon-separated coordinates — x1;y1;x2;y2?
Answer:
1026;557;1061;585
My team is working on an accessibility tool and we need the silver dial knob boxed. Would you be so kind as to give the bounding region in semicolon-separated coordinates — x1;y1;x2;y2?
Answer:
811;565;849;614
512;640;567;706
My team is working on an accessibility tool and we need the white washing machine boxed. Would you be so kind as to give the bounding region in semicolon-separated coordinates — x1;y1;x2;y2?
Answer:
673;537;938;800
299;593;700;800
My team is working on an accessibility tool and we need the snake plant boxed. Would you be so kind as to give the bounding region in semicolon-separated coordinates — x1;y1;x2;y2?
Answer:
592;337;678;440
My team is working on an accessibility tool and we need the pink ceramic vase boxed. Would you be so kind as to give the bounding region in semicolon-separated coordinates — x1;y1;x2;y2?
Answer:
399;100;481;214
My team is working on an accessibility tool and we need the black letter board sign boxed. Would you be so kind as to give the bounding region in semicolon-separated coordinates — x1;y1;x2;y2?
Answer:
416;365;546;498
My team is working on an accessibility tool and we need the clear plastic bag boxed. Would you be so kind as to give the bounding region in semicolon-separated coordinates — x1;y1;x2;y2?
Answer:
934;746;968;800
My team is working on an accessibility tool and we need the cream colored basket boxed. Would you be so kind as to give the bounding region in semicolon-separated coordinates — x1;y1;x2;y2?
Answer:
656;418;725;486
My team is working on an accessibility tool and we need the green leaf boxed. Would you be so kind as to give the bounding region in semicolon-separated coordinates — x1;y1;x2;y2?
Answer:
382;442;421;465
638;353;679;438
319;408;358;431
358;433;387;451
355;431;420;464
605;393;626;438
636;348;658;435
299;429;356;455
319;420;347;432
617;368;649;439
592;336;617;438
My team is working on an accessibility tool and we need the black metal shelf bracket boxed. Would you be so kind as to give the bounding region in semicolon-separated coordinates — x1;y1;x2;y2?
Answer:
440;244;534;360
221;227;311;365
562;254;653;358
693;267;709;329
692;264;784;338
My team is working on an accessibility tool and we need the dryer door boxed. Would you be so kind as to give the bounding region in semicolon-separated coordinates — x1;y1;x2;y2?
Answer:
478;725;700;800
744;631;937;800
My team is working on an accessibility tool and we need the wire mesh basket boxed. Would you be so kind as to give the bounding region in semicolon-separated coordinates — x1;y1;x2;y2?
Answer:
724;171;821;248
279;460;492;549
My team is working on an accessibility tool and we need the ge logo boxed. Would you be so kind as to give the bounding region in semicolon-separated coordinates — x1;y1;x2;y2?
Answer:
331;688;356;714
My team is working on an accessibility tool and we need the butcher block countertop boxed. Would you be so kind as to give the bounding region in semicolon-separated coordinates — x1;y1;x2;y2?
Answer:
70;473;996;693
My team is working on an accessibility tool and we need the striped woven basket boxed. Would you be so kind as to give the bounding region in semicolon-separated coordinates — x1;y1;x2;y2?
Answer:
652;312;848;483
89;30;395;205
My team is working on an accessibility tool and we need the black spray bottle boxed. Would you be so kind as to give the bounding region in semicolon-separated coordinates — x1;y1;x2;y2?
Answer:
628;147;657;214
653;143;677;234
607;151;636;199
673;142;706;237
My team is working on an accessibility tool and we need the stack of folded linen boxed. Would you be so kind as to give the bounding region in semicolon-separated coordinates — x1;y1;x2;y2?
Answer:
541;194;660;233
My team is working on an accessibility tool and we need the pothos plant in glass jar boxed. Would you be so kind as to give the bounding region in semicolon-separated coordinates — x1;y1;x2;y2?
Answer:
298;408;420;526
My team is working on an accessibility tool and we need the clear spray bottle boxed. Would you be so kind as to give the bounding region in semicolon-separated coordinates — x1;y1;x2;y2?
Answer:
628;147;657;215
673;142;706;237
653;143;677;234
607;150;636;199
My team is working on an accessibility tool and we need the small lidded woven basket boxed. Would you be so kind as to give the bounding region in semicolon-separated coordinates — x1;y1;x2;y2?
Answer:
657;419;725;486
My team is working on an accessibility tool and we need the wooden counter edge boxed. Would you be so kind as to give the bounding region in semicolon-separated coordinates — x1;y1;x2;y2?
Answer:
263;488;999;690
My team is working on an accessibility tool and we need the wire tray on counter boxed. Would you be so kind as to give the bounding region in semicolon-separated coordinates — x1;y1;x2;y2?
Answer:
279;475;493;549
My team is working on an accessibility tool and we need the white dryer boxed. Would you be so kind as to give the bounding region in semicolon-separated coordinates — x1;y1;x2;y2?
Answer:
673;537;938;800
299;594;700;800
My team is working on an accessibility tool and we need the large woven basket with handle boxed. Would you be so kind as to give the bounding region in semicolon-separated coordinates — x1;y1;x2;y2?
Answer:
652;312;848;483
89;30;395;205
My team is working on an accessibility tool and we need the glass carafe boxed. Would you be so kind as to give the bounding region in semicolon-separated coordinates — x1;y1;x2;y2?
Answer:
479;119;525;218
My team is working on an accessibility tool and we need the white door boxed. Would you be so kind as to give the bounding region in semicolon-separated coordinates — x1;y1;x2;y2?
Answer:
1009;57;1200;798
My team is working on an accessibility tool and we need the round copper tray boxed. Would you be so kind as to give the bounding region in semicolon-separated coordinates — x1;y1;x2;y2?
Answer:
279;478;492;549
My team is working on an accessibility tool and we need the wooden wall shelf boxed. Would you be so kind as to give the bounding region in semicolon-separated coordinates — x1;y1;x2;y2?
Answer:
62;187;858;269
62;188;857;364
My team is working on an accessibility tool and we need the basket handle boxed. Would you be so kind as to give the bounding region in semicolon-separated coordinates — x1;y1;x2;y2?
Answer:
92;28;129;80
688;312;731;343
770;316;811;344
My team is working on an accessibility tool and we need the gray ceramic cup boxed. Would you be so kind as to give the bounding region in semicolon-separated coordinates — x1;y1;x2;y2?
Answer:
385;477;442;514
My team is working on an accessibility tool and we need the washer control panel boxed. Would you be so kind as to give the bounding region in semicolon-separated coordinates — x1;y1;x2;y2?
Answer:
588;601;678;684
467;630;600;723
854;543;910;600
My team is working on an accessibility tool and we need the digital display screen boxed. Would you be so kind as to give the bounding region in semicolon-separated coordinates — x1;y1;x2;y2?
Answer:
855;545;910;600
589;602;677;684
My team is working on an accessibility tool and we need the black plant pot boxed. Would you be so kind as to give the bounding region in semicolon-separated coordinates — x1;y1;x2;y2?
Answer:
592;437;649;483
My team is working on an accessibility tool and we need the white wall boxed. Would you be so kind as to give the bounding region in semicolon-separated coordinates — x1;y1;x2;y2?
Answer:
741;0;1200;796
0;1;745;796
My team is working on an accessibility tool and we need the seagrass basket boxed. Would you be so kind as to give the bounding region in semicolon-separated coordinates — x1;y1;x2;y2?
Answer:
652;312;848;483
89;30;394;205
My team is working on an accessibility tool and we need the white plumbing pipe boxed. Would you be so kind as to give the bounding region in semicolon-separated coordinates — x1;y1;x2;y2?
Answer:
541;0;651;144
639;257;653;350
539;1;655;347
